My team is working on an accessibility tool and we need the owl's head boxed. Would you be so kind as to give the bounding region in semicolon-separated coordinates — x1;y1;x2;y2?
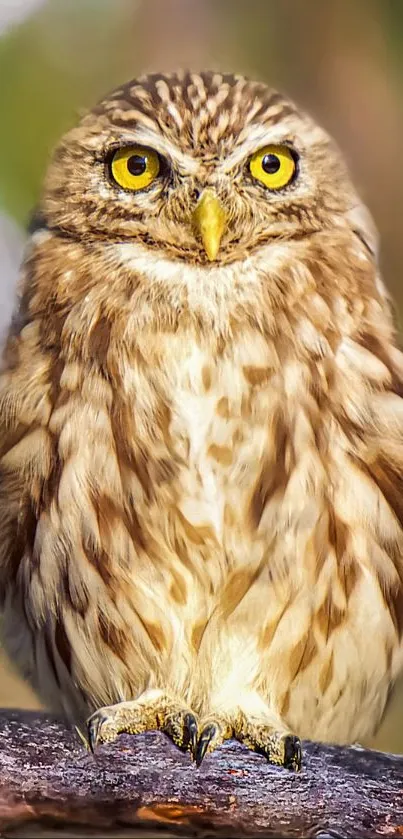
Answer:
38;71;374;267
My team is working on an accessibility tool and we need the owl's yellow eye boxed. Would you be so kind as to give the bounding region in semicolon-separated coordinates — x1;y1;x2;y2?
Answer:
249;145;296;191
110;145;160;191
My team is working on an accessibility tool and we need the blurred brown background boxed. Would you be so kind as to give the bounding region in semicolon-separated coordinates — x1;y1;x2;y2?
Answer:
0;0;402;753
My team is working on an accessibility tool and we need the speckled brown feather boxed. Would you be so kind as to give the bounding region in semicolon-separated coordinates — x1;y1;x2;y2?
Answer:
0;72;402;750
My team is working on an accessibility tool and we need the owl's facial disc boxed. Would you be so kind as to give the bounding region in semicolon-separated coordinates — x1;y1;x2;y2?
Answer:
106;137;299;261
39;72;358;266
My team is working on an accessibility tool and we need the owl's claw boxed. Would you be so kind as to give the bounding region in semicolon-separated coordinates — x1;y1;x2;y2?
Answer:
194;710;302;772
194;716;233;767
195;722;218;767
165;709;199;755
184;712;198;757
86;691;199;758
283;735;302;772
236;719;302;772
87;710;108;753
87;694;302;771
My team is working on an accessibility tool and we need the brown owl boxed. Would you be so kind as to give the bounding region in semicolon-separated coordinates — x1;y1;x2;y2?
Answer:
1;71;402;773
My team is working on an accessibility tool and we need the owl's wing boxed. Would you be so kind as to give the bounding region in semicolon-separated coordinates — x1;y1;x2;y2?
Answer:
330;228;403;641
346;201;379;259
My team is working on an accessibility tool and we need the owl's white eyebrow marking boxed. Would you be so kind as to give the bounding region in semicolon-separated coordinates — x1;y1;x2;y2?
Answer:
113;238;293;284
114;125;199;174
220;124;296;173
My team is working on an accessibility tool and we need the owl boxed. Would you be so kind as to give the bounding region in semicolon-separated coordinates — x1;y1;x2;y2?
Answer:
0;70;402;773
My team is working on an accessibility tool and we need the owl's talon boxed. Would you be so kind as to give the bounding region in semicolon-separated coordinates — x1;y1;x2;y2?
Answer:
184;712;198;758
283;735;302;772
194;714;234;765
164;708;199;755
195;722;217;767
87;710;109;753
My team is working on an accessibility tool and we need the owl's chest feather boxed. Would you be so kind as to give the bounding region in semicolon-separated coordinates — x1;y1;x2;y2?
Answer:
154;333;273;545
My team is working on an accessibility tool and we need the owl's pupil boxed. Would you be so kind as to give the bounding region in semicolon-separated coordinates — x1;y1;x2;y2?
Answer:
262;154;281;174
127;155;147;176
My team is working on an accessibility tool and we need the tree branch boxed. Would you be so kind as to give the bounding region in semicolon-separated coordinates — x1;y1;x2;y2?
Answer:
0;710;402;837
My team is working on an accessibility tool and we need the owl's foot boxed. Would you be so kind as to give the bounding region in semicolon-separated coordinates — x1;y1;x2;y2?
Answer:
195;710;301;771
87;689;198;757
235;716;302;772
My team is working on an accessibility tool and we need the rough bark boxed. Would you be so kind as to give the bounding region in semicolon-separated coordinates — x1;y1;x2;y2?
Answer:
0;710;402;838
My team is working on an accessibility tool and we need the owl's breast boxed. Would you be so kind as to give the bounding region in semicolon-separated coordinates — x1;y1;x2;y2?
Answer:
158;329;276;554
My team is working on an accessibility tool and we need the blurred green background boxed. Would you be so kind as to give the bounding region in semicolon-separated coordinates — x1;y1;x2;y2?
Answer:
0;0;402;753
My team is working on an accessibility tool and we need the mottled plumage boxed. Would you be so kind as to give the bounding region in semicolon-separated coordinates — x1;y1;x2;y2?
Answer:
0;71;402;770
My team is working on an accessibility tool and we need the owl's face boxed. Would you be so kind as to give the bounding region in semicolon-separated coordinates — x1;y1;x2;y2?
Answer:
39;71;364;267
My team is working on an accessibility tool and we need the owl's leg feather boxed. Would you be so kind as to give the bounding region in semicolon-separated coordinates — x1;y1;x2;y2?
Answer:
87;689;198;757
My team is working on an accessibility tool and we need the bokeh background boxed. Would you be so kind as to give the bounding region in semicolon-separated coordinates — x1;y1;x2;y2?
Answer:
0;0;402;753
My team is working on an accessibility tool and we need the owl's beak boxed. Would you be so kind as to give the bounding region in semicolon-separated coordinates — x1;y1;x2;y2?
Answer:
192;189;226;261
